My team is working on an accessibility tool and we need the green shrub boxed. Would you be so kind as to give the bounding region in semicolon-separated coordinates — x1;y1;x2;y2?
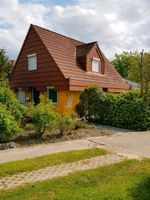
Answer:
32;96;57;137
0;104;21;142
57;114;74;135
0;86;26;124
70;112;88;129
94;93;115;125
74;119;88;129
57;113;87;135
110;92;150;130
76;87;104;119
76;87;150;131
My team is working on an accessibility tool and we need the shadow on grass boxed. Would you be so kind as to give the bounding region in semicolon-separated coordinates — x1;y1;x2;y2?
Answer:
129;177;150;200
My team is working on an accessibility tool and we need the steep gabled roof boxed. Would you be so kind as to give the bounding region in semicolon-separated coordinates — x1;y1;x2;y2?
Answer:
21;24;129;91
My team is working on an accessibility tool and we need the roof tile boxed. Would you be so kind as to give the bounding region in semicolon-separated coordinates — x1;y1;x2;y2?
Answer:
33;24;129;90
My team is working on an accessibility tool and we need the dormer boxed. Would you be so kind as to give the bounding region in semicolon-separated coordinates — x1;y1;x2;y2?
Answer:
76;41;105;74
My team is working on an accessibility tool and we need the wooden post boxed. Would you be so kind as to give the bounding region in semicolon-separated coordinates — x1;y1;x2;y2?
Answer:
140;49;144;97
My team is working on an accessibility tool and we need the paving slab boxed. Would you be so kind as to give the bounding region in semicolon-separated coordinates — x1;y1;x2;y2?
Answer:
0;154;124;190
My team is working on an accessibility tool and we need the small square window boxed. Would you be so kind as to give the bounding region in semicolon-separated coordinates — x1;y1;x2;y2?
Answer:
47;87;58;103
92;58;100;72
27;54;37;70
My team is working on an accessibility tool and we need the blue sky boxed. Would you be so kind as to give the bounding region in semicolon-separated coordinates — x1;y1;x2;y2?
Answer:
0;0;150;59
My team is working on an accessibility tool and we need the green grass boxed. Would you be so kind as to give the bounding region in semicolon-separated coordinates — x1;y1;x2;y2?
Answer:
0;159;150;200
0;148;107;178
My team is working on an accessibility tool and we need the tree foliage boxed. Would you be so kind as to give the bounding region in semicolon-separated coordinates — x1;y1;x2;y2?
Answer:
0;86;26;124
0;104;21;142
0;86;26;142
112;51;150;103
0;49;11;84
112;52;131;78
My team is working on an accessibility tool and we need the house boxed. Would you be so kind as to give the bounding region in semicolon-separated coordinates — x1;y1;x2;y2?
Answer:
123;78;140;90
10;24;129;114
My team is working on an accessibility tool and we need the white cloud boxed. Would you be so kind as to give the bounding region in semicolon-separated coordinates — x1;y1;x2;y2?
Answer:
0;0;48;58
0;0;150;59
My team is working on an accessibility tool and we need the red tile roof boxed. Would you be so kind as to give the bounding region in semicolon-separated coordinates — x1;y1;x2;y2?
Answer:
32;24;129;91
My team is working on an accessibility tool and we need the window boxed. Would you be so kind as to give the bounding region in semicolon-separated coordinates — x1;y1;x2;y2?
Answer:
66;95;73;108
92;58;100;72
18;88;25;104
47;87;58;103
27;54;37;70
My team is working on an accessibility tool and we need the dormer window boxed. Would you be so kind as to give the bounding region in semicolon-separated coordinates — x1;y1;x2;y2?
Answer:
27;54;37;70
92;58;100;73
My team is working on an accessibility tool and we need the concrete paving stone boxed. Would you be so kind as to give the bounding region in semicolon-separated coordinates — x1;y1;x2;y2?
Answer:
0;154;124;190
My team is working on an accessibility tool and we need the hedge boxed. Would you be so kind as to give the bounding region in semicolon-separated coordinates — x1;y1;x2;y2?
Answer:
76;87;150;131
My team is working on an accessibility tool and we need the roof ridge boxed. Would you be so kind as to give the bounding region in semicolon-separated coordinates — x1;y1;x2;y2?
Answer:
31;24;84;44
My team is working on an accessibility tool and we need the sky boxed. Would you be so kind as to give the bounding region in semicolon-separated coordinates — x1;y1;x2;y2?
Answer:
0;0;150;60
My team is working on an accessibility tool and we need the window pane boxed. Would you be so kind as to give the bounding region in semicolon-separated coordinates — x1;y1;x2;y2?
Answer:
18;88;25;104
92;59;100;72
28;55;37;70
47;88;57;103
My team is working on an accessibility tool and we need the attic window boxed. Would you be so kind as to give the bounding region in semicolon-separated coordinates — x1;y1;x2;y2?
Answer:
92;58;100;73
27;54;37;70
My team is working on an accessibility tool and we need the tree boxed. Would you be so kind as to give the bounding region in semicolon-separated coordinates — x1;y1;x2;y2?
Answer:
112;52;131;78
128;51;150;100
112;50;150;102
0;49;11;84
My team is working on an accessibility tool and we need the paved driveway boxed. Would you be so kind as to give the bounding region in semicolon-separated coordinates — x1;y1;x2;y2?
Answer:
88;128;150;158
0;139;95;163
0;126;150;163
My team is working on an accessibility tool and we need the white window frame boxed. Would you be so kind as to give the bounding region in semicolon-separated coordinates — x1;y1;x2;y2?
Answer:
46;86;58;104
27;53;37;71
92;58;100;73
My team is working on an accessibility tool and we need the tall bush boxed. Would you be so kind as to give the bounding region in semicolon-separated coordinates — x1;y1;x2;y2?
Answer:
0;104;21;142
76;87;104;119
0;86;26;123
94;93;115;125
32;96;57;137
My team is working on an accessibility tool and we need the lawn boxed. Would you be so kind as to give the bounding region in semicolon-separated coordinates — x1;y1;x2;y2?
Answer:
0;159;150;200
0;148;107;178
